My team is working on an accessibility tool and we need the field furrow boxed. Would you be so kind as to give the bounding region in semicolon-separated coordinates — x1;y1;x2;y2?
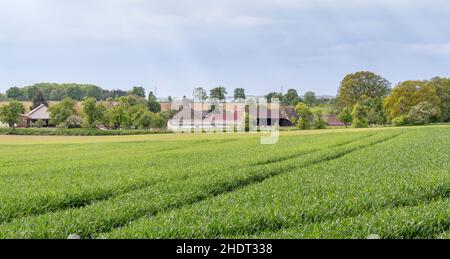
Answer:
244;197;450;239
101;128;449;239
0;131;388;238
0;126;448;239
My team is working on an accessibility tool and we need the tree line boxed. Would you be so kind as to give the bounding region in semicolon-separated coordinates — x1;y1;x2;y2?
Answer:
192;86;332;107
291;71;449;130
3;83;138;101
2;72;449;130
336;72;450;127
0;90;175;130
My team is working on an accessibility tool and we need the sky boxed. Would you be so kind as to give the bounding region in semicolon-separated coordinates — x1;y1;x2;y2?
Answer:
1;0;450;97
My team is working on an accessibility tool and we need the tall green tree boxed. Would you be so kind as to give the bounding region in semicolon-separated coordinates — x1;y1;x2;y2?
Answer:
351;103;369;128
0;101;25;128
138;111;155;129
84;85;103;100
233;88;246;101
313;110;327;129
210;86;227;101
383;80;441;121
49;88;66;101
66;86;83;100
130;86;146;98
109;98;130;129
148;91;157;102
194;87;208;101
339;107;353;128
128;104;148;129
25;85;41;100
295;102;313;130
151;114;166;129
49;98;78;126
82;97;103;128
304;91;317;107
6;87;25;100
428;77;450;122
283;89;300;106
363;97;387;125
146;91;161;113
265;92;283;103
148;100;161;113
337;71;391;109
31;91;49;110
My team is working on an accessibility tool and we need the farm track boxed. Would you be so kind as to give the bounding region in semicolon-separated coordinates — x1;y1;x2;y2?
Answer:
96;132;403;237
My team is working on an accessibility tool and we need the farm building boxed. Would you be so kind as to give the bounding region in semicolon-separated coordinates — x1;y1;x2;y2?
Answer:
324;115;346;127
21;104;51;128
167;103;303;130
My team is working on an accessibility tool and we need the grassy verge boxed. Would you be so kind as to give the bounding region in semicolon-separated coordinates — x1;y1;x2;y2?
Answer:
0;128;172;136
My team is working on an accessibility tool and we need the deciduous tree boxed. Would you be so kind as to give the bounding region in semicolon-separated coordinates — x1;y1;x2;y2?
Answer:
49;98;78;126
31;91;48;110
0;101;25;128
351;103;369;128
6;87;25;100
383;80;441;121
233;88;246;101
283;89;301;106
210;86;227;101
304;91;317;107
339;107;353;128
295;103;313;130
337;71;391;109
130;86;146;98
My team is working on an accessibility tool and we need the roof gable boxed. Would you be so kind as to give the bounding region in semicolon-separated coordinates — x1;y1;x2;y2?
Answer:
26;104;50;120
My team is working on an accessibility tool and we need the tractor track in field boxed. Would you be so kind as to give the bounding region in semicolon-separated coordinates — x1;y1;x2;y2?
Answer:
0;138;254;224
252;133;376;167
0;179;163;224
96;132;404;238
0;138;247;221
155;138;239;154
0;132;402;238
220;185;450;239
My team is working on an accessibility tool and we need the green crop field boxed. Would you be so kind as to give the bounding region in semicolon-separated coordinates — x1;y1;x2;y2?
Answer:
0;125;449;239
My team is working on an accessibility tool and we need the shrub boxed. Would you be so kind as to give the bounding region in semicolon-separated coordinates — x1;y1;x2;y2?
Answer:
66;115;84;129
391;116;407;126
313;110;327;129
49;98;78;125
407;101;440;125
138;111;154;130
339;107;353;128
295;103;313;130
352;103;368;128
33;119;46;128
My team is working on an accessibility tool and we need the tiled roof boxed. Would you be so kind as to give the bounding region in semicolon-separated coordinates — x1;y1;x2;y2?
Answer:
24;104;50;120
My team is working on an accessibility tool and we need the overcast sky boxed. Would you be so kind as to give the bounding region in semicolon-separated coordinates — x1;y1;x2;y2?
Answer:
1;0;450;97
